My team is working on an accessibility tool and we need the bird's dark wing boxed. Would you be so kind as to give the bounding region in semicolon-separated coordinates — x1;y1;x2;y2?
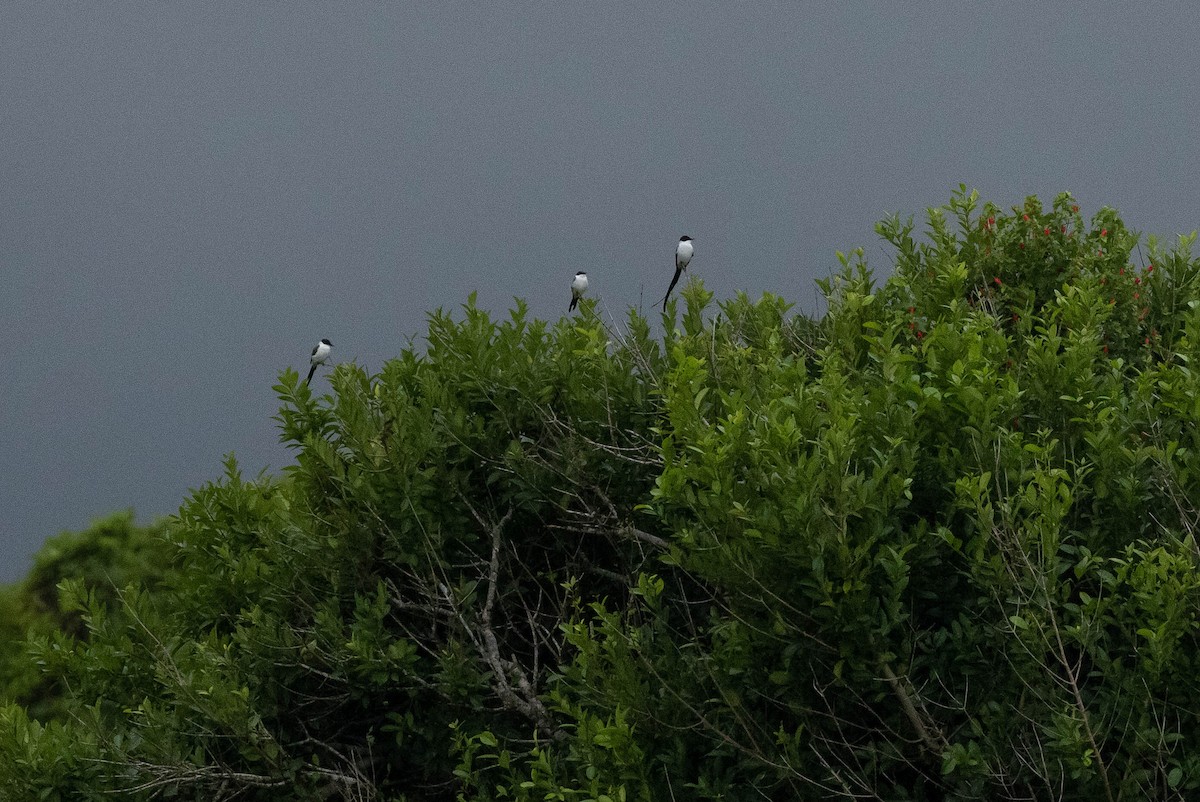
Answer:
311;344;319;357
661;266;683;312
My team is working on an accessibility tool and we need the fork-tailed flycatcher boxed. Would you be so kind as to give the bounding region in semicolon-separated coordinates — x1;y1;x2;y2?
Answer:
569;271;588;312
306;338;332;386
662;235;693;312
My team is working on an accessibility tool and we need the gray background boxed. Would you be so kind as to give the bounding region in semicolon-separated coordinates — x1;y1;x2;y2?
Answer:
2;4;1197;582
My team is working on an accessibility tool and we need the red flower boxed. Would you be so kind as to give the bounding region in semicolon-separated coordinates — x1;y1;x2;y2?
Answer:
1044;227;1051;235
1072;205;1079;213
1022;214;1030;221
1147;264;1155;273
916;330;925;339
1134;276;1141;285
993;277;1002;285
1101;228;1108;237
1119;267;1125;275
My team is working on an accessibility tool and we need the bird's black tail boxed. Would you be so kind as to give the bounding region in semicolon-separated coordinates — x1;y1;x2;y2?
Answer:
305;364;318;386
661;267;683;312
569;296;578;312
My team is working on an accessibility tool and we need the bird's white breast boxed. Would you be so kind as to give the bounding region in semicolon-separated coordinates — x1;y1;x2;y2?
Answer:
572;274;588;293
676;240;694;268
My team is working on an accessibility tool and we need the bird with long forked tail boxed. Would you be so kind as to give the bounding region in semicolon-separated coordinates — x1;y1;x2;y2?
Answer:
661;235;693;312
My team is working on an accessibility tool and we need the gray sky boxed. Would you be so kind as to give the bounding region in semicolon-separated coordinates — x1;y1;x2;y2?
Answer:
3;4;1198;582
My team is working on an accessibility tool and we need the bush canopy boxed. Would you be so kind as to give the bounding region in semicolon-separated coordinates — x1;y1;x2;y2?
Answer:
3;188;1200;801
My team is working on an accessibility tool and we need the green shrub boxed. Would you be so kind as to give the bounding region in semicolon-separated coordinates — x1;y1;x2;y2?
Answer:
3;190;1199;801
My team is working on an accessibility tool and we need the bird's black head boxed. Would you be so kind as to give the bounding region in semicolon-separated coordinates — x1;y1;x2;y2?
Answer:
680;235;692;242
576;271;587;276
320;338;332;346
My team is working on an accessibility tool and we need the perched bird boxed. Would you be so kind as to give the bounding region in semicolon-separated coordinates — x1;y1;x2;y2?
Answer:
569;271;588;312
661;235;694;312
306;338;332;386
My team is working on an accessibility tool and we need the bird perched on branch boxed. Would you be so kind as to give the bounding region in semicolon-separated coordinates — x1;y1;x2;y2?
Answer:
306;338;332;386
569;271;588;312
661;235;694;312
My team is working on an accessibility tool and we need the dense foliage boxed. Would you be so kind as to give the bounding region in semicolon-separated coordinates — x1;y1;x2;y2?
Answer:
3;188;1200;800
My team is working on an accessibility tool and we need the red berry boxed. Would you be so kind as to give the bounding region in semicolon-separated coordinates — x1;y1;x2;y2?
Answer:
1101;228;1108;237
993;277;1002;285
1044;227;1051;235
1023;214;1030;221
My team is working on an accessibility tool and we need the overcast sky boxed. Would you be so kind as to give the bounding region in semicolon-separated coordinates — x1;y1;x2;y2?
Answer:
2;4;1198;582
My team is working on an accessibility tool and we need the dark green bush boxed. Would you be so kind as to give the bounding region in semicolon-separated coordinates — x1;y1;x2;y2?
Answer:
3;189;1199;801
